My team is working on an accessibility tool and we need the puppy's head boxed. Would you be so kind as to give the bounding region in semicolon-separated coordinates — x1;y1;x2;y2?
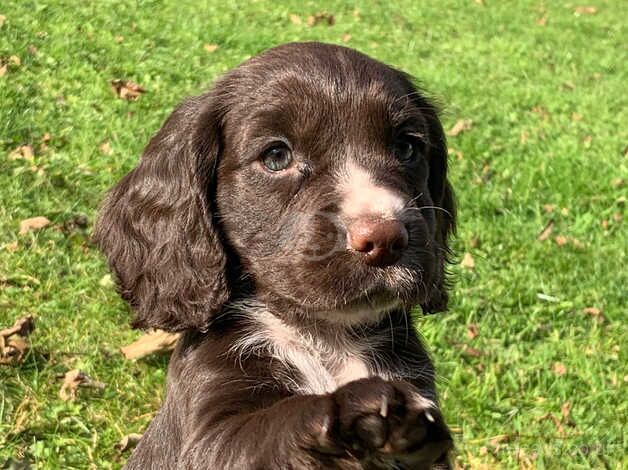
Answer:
95;42;455;331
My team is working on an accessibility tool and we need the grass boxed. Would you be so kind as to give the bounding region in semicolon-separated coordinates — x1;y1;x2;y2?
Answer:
0;0;626;468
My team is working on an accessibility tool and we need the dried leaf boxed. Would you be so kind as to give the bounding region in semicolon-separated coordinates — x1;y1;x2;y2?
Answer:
19;216;50;235
288;14;302;25
4;241;19;252
561;401;571;421
99;141;112;155
115;433;143;452
543;204;555;213
9;55;20;66
562;80;576;91
120;330;180;360
115;35;124;43
583;307;601;316
306;12;335;27
536;15;548;26
611;178;624;188
0;64;6;77
99;274;114;288
574;6;597;15
447;119;472;137
8;145;34;161
571;112;582;121
613;212;622;222
537;220;554;241
110;79;145;101
554;235;568;246
0;315;35;365
553;362;567;376
460;252;475;270
59;369;105;401
203;43;219;53
520;130;529;144
532;105;549;120
0;15;6;27
341;33;352;42
467;323;479;340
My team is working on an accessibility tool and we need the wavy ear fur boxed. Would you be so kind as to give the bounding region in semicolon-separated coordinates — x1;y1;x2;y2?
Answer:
94;93;229;332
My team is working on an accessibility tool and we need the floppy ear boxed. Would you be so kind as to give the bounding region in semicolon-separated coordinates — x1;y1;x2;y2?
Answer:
415;98;457;314
94;93;229;332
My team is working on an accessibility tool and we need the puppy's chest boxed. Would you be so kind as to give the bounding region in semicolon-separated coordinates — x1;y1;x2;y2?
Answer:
288;348;374;395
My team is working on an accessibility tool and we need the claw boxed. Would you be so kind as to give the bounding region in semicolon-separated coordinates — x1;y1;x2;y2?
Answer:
379;394;389;418
425;410;435;423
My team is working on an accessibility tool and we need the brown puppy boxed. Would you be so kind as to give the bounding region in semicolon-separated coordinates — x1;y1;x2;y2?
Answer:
95;42;456;469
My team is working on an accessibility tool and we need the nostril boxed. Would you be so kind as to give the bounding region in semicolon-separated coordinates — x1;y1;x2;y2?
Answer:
363;241;375;253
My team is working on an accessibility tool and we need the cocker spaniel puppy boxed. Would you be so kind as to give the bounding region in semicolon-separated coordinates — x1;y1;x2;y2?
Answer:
95;42;456;470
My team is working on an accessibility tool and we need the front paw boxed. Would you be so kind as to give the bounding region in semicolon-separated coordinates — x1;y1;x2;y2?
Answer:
331;377;452;469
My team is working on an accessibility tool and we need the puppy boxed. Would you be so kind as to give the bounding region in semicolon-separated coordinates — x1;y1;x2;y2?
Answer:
95;42;456;469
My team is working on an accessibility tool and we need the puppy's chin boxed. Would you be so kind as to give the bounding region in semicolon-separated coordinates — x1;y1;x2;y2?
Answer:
301;265;428;326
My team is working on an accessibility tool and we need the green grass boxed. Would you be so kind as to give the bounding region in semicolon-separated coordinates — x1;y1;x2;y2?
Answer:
1;0;626;468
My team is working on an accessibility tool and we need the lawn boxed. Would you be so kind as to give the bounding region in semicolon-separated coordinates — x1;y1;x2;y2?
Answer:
0;0;626;468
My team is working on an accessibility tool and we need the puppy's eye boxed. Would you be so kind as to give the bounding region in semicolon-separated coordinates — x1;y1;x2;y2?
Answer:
392;137;417;163
261;144;293;172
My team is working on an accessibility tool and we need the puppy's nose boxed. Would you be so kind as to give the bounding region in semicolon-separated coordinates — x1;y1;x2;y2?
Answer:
347;218;409;267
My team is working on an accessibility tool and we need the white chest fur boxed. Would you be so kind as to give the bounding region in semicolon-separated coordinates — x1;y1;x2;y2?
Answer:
231;305;386;395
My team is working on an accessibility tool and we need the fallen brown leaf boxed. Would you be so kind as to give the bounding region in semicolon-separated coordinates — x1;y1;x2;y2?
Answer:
601;219;609;230
0;15;6;27
59;369;106;401
553;362;567;376
520;130;529;144
115;433;143;452
447;119;472;137
115;35;124;43
19;216;50;235
203;43;219;53
9;55;20;66
8;145;34;161
613;212;622;222
99;141;113;155
561;401;571;422
120;330;180;360
537;220;554;241
0;315;35;365
543;204;555;213
574;6;597;15
110;79;145;101
583;307;602;317
460;252;475;270
306;12;335;27
0;64;6;77
554;235;568;247
532;105;549;120
341;33;352;43
571;112;583;121
562;80;576;91
536;15;548;26
611;178;624;188
288;14;302;25
467;323;479;340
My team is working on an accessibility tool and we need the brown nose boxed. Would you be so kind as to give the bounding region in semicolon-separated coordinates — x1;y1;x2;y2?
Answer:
347;218;409;267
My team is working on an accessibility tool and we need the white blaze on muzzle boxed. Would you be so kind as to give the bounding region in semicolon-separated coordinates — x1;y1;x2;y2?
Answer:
338;161;406;220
